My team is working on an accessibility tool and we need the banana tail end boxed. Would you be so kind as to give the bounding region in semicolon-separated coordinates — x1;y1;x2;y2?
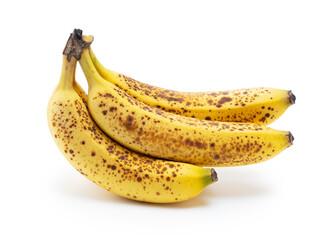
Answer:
211;168;218;182
288;90;296;105
288;131;294;146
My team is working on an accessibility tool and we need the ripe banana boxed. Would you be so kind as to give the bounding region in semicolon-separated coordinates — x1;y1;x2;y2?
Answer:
47;53;217;203
79;47;293;167
87;46;295;125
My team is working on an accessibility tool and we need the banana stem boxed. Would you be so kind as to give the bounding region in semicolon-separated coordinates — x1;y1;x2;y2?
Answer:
57;55;77;90
88;47;108;78
79;48;106;90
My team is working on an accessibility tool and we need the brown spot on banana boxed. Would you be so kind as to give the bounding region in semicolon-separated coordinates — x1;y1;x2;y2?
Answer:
218;97;233;105
123;115;138;131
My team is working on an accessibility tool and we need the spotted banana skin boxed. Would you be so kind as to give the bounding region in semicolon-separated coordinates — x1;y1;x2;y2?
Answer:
88;47;295;125
80;49;293;167
47;55;217;203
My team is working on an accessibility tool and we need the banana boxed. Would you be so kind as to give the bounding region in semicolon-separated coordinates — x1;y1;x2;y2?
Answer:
79;46;294;167
47;49;217;203
87;46;295;125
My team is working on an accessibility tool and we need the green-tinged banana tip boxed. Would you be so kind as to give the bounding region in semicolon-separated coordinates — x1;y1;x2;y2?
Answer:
211;168;218;182
288;90;296;105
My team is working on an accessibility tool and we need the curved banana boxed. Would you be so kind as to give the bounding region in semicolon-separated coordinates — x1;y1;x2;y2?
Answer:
88;46;295;125
79;47;293;167
47;54;217;203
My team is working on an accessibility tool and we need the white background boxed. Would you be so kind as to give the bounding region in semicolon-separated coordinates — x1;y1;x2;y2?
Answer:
1;0;332;239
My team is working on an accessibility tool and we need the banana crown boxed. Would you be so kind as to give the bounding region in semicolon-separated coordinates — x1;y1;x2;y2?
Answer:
47;29;294;204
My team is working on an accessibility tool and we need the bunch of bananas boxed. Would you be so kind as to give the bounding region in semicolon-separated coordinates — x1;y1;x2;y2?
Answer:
47;29;295;203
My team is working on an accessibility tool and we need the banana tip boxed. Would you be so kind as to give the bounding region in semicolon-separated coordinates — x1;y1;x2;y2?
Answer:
288;131;294;145
288;90;296;105
211;168;218;182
